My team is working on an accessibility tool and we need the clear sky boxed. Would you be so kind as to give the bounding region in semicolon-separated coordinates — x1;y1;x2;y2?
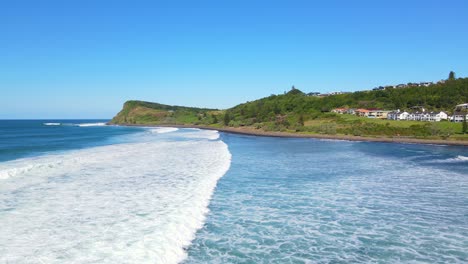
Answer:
1;0;467;119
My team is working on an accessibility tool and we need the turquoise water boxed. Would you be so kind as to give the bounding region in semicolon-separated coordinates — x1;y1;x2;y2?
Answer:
0;121;467;263
185;136;468;263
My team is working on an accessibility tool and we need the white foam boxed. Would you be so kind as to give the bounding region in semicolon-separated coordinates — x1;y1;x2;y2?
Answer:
150;127;179;134
431;155;468;163
182;129;220;140
0;129;231;264
76;122;107;127
455;155;468;161
43;122;61;126
445;155;468;162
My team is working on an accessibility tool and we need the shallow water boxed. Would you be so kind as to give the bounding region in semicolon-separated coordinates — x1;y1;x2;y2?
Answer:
1;121;467;263
185;135;468;263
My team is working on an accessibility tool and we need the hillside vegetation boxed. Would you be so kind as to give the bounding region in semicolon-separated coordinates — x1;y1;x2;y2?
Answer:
110;77;468;140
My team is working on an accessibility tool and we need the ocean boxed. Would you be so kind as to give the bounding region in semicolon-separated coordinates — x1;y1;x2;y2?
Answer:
0;120;467;263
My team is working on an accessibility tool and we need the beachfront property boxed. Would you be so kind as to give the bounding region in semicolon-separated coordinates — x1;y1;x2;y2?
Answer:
407;111;448;122
332;108;390;119
451;113;468;122
367;109;391;119
450;103;468;122
355;109;370;117
332;103;465;122
355;108;390;118
387;110;410;120
388;110;448;122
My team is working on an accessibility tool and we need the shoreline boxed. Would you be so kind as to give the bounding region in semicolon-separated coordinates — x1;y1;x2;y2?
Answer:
113;123;468;146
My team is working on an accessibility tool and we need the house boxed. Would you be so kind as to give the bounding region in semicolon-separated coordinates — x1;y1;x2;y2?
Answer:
420;82;433;87
451;113;468;122
407;111;423;121
455;103;468;111
356;109;370;117
331;108;348;114
346;108;356;115
450;103;468;122
405;111;448;122
387;110;409;120
426;111;447;122
367;109;391;119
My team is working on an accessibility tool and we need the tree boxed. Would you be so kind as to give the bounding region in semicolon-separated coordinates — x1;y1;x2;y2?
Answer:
211;114;218;124
298;114;305;126
223;112;231;126
449;71;456;80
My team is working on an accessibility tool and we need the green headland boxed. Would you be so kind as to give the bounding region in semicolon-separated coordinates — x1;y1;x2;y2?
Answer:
110;75;468;144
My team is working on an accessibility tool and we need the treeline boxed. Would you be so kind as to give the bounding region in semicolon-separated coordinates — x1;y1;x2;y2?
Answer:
226;77;468;123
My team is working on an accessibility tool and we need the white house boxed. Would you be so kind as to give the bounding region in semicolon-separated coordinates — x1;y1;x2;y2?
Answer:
407;111;423;121
387;110;409;120
405;111;447;122
428;111;448;122
450;103;468;122
451;113;468;122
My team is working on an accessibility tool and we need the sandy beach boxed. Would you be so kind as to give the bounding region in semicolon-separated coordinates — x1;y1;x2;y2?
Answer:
113;123;468;146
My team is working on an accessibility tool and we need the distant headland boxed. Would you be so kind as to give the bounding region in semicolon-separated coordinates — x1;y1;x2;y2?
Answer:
110;73;468;145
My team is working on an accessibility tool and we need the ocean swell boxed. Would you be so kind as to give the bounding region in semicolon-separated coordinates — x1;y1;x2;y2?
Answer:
0;129;231;264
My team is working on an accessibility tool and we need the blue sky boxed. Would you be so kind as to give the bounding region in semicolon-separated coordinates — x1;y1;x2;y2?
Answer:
1;0;467;118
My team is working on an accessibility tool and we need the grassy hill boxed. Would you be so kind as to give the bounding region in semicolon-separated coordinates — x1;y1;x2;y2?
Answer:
110;100;220;125
110;77;468;140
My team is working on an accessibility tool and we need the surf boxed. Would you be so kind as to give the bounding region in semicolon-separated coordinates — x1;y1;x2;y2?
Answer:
0;129;231;264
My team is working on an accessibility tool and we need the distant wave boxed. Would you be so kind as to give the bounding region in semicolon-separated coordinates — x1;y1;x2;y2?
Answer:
43;122;107;127
76;122;107;127
43;122;61;126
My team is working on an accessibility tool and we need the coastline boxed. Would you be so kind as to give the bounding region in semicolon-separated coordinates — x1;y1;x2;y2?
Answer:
112;123;468;146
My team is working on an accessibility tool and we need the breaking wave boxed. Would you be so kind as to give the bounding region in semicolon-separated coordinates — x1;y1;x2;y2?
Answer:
0;129;231;264
43;122;61;126
42;122;107;127
150;127;179;134
76;122;107;127
430;155;468;163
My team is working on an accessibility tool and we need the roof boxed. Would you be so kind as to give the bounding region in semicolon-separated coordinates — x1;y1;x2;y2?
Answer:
356;109;370;112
